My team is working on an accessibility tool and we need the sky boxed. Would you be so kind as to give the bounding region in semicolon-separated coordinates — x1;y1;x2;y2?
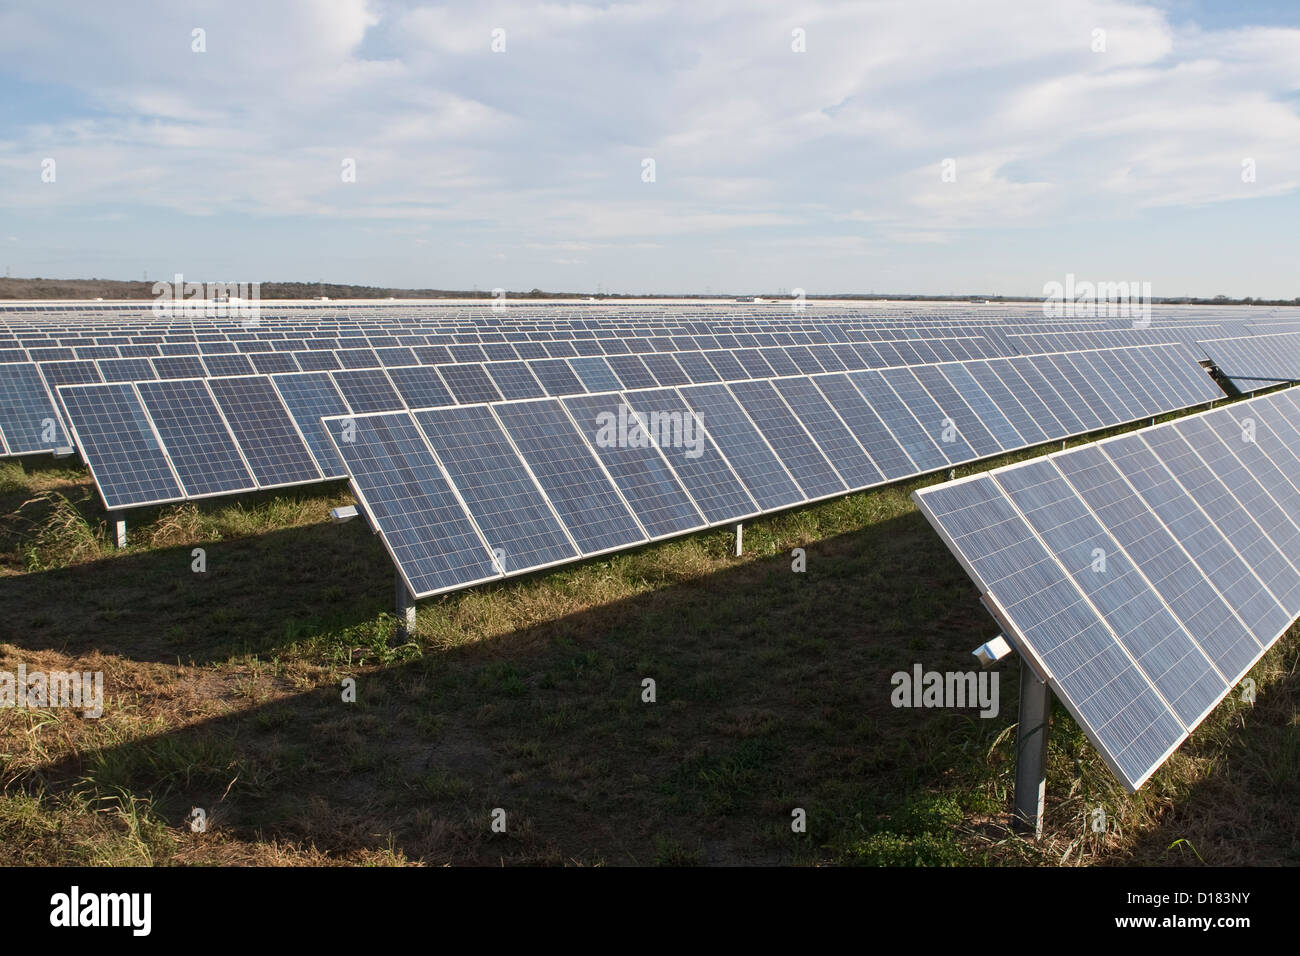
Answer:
1;0;1298;298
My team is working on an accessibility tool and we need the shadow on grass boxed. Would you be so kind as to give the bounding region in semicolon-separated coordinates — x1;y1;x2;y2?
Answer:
19;509;1024;865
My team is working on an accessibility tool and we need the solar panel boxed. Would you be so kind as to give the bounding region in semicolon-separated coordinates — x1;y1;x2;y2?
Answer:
770;377;883;488
528;358;587;396
136;379;256;497
437;363;502;404
58;383;184;509
485;361;547;400
727;379;846;499
153;355;209;379
828;371;936;475
323;412;501;596
331;368;405;412
914;389;1300;790
677;383;805;510
413;405;578;573
560;393;705;538
201;353;256;377
621;388;758;522
384;365;456;409
568;356;623;394
97;357;158;383
492;399;647;554
207;376;322;487
605;354;658;390
270;372;351;478
0;362;69;453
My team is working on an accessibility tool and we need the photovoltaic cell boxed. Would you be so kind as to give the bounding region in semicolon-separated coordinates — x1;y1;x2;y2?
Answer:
331;368;405;412
414;405;578;572
267;373;349;478
437;364;502;404
561;393;704;538
58;383;183;508
492;400;646;554
529;358;587;396
678;383;805;510
0;362;68;452
568;356;623;394
324;412;500;596
621;388;757;523
727;379;845;499
207;376;322;487
485;361;547;400
385;365;456;409
136;379;255;496
771;377;882;488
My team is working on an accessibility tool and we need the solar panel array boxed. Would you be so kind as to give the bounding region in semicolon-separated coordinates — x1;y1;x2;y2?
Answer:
1198;331;1300;394
321;343;1223;600
912;388;1300;790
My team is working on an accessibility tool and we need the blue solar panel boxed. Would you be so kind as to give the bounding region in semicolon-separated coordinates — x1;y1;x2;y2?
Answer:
673;351;723;384
986;358;1067;439
293;350;341;372
0;362;68;453
529;359;587;396
136;379;256;497
58;383;183;508
677;384;804;510
485;361;546;400
818;372;927;478
727;379;846;499
993;458;1226;727
771;377;882;488
935;363;1024;450
561;393;704;538
605;354;658;390
1053;443;1260;680
493;400;647;554
336;348;381;369
331;368;405;412
1010;357;1085;435
153;355;209;379
248;351;300;375
325;412;500;596
621;388;757;523
385;366;456;409
437;364;502;404
568;356;623;394
201;353;256;377
640;353;691;386
914;474;1186;791
97;357;158;383
207;376;322;487
875;367;977;465
963;360;1047;446
270;373;350;478
1102;432;1287;649
414;405;578;572
910;365;1003;458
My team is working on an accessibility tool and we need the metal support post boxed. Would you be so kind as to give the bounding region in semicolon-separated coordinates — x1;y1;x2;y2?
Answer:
110;512;127;549
734;522;743;557
395;572;416;639
1013;658;1050;839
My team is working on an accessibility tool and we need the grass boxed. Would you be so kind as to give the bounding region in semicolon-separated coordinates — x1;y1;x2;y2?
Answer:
0;400;1296;866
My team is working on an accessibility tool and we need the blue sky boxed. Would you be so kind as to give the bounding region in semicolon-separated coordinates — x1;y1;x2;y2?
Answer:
1;0;1298;297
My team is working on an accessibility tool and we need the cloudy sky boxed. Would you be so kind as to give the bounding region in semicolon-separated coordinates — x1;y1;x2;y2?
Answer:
1;0;1298;297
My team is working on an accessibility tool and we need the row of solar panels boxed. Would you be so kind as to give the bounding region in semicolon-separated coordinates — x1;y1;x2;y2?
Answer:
0;338;1010;458
1010;324;1229;353
913;388;1300;791
318;345;1224;600
1199;331;1300;393
0;330;999;362
53;344;1219;516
